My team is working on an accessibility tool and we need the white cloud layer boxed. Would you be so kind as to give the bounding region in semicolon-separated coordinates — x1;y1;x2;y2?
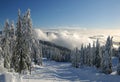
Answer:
34;28;120;49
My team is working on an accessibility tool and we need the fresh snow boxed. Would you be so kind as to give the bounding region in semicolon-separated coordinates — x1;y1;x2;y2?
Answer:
0;72;22;82
21;57;120;82
0;57;120;82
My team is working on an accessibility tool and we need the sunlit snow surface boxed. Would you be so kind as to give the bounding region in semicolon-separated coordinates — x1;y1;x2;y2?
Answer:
22;57;120;82
34;29;120;49
0;57;119;82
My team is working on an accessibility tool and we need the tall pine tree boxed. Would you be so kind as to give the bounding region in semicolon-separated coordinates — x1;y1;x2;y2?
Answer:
95;39;101;68
117;46;120;75
11;9;31;74
2;20;11;69
101;36;113;74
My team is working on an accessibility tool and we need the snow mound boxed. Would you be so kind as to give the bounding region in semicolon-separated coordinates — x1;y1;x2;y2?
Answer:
0;73;15;82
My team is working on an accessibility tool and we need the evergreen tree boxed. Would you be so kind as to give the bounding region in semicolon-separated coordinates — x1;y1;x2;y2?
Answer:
10;21;15;38
85;45;89;65
92;42;96;65
24;9;42;66
71;48;80;68
32;39;42;65
101;36;113;74
9;21;15;57
94;39;101;68
117;46;120;75
80;44;84;66
88;43;93;66
0;47;3;60
39;43;43;65
11;9;31;74
83;46;86;65
2;20;11;69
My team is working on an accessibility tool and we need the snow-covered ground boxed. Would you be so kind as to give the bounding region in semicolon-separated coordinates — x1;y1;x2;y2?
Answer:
0;57;120;82
21;57;120;82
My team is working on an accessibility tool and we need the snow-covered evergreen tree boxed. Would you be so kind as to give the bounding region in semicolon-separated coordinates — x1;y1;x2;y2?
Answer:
117;46;120;75
85;45;89;65
32;39;42;65
31;40;38;64
2;20;11;69
92;42;96;65
39;43;43;65
101;36;113;74
54;48;61;62
80;44;84;66
88;43;93;66
24;9;42;66
71;48;80;68
0;47;3;61
83;46;87;65
10;21;15;38
11;9;31;74
9;21;15;57
94;39;101;68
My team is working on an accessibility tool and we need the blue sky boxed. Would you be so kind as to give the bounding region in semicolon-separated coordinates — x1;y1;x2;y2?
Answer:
0;0;120;29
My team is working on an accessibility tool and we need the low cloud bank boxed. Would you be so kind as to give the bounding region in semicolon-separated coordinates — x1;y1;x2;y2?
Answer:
34;28;120;49
34;29;93;49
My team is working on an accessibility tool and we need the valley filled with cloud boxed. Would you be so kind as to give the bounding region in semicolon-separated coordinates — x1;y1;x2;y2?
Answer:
34;28;120;49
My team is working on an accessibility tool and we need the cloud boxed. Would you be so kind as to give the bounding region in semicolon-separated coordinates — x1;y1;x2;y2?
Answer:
34;28;120;49
33;29;49;41
34;28;92;49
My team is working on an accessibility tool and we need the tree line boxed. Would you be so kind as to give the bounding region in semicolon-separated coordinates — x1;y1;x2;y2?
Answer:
71;36;120;75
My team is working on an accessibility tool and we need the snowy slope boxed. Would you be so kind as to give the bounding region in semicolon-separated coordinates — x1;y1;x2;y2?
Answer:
0;57;119;82
22;58;120;82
